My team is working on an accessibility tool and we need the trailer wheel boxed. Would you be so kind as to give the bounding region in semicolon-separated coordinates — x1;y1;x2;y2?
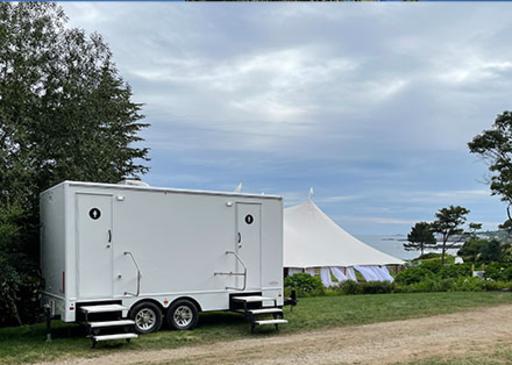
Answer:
166;299;199;330
129;302;163;334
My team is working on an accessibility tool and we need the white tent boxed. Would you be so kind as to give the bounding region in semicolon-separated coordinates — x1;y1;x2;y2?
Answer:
284;199;404;286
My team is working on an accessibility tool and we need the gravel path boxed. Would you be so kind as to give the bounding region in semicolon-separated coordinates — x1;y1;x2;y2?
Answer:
38;304;512;365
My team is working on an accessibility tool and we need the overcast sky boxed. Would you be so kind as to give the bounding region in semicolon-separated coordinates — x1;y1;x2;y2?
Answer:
62;3;512;235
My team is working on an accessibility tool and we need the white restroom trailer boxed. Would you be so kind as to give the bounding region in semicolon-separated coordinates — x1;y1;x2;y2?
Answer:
40;181;286;342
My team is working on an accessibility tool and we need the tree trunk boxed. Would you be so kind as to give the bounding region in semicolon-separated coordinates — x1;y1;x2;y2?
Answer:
6;293;22;326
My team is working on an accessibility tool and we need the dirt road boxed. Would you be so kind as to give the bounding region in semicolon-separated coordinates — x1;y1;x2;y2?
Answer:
39;305;512;365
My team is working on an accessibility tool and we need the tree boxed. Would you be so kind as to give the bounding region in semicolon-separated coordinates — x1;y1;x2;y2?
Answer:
458;237;503;263
430;206;471;265
404;222;436;257
0;3;149;325
469;111;512;221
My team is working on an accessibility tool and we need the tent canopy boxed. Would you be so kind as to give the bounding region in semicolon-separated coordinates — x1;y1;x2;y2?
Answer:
284;200;404;268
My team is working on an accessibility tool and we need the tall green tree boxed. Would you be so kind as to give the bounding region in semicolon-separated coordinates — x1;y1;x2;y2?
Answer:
458;237;503;263
404;222;436;257
469;111;512;229
430;206;471;265
0;3;149;325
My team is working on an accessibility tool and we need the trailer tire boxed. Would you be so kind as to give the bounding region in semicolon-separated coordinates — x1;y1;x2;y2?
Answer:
130;302;163;334
166;299;199;330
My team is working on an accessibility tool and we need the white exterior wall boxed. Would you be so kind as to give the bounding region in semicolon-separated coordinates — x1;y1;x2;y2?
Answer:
41;181;283;322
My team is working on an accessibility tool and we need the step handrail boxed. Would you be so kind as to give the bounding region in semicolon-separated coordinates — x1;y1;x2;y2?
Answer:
214;250;247;291
123;251;141;296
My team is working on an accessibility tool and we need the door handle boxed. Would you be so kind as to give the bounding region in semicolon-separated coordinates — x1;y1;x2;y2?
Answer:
237;232;241;243
108;230;112;243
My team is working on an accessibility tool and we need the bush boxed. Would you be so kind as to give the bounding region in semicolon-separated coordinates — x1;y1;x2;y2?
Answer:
0;204;43;326
396;277;455;293
338;280;361;295
484;263;512;281
358;281;395;294
418;259;443;274
394;266;433;285
284;273;324;297
439;263;472;279
336;280;394;295
451;276;486;292
413;252;443;261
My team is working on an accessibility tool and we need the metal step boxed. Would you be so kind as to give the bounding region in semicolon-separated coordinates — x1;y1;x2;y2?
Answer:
248;308;283;315
81;304;127;314
88;319;135;328
232;296;275;303
92;333;138;342
254;319;288;326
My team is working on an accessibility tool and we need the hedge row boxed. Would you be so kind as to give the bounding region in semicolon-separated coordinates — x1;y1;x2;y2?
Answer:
284;270;512;297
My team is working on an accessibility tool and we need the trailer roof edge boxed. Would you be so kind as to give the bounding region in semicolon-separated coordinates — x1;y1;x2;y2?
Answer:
41;180;282;200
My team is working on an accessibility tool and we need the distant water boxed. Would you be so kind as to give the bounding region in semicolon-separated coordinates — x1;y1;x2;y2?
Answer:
355;234;460;261
355;234;418;260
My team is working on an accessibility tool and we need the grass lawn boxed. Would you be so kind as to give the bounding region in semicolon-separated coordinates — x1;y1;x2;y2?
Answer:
1;291;512;364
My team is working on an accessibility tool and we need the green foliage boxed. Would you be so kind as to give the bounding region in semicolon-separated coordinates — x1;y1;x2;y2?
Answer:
395;263;490;293
396;277;455;293
413;252;443;261
484;263;512;281
469;111;512;205
404;222;436;256
395;266;434;285
458;238;504;263
338;280;394;295
430;205;472;264
0;203;42;326
418;258;444;273
438;263;472;279
284;273;324;297
0;3;149;326
337;280;360;294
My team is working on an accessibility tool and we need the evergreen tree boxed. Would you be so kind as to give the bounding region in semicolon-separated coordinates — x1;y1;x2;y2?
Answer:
0;3;149;325
404;222;436;257
430;206;470;265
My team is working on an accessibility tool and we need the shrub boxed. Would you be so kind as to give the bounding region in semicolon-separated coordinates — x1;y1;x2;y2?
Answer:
338;280;361;295
284;273;324;297
484;263;512;281
451;276;486;292
358;281;395;294
0;204;43;326
418;259;443;274
439;263;472;279
394;266;433;285
336;280;395;295
413;252;444;261
396;277;454;293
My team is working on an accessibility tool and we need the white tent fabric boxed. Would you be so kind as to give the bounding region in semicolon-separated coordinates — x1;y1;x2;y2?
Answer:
320;267;333;287
288;267;303;276
330;267;348;283
346;267;358;282
284;200;404;268
354;265;394;282
354;265;379;281
305;268;316;276
374;266;394;282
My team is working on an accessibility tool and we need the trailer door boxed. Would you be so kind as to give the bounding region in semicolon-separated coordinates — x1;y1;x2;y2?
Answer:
236;202;262;290
76;193;113;299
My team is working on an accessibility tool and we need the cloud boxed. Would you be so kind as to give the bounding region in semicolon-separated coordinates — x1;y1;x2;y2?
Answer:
60;3;512;234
